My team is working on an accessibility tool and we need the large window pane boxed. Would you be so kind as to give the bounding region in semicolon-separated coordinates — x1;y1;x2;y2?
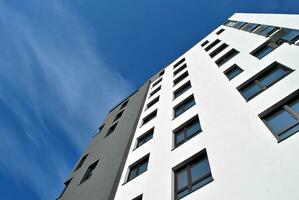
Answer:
259;67;287;87
241;82;262;100
255;45;274;59
265;109;297;134
186;121;201;138
176;169;188;190
191;158;210;182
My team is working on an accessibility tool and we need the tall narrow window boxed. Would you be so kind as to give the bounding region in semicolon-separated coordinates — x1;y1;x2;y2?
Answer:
173;150;213;200
251;41;277;59
260;91;299;142
174;115;202;147
106;123;117;137
204;39;220;51
142;110;157;125
80;160;99;184
127;155;149;182
209;43;228;58
136;128;154;148
174;64;187;76
201;40;209;47
174;71;188;86
149;86;161;97
224;64;243;80
174;58;185;69
238;62;293;101
75;154;88;171
174;95;195;118
113;110;124;122
146;96;159;110
173;81;192;99
215;49;239;67
152;78;162;88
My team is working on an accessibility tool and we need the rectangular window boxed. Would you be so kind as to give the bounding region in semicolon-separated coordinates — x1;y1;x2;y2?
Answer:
204;39;220;51
174;95;195;118
251;41;277;59
215;49;239;67
159;70;165;76
238;62;293;101
174;81;192;99
142;110;157;125
80;160;99;184
75;154;88;171
152;77;162;88
224;64;243;80
174;115;202;147
173;150;213;200
146;96;159;110
233;21;247;29
216;28;225;35
242;23;259;32
113;110;124;122
127;155;149;182
174;71;188;86
256;25;279;37
136;128;154;148
201;40;209;47
279;29;299;44
174;58;185;69
260;91;299;142
106;123;117;137
149;86;161;97
209;43;229;58
174;64;187;76
120;100;129;110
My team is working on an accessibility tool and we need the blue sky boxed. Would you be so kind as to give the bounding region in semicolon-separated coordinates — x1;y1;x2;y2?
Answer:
0;0;298;199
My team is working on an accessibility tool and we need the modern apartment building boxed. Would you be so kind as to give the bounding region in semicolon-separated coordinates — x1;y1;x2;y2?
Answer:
58;13;299;200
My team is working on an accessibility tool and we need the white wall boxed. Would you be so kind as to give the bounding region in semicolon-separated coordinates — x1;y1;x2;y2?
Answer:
113;14;299;200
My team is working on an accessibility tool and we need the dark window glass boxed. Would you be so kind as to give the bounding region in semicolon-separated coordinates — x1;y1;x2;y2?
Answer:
251;42;277;59
149;86;161;97
142;110;157;125
75;154;88;171
113;110;124;122
233;22;247;29
174;64;187;76
242;23;259;32
146;96;159;110
280;29;299;44
174;58;185;69
224;64;243;80
174;116;202;147
201;40;209;47
204;39;221;51
258;25;278;37
136;128;154;148
174;96;196;118
174;151;213;200
98;124;104;132
106;123;117;137
152;78;162;88
261;94;299;142
159;70;165;76
174;81;191;99
120;100;128;110
209;43;229;58
132;194;143;200
239;62;292;101
128;155;149;181
216;29;225;35
174;71;188;86
80;160;99;184
215;49;239;67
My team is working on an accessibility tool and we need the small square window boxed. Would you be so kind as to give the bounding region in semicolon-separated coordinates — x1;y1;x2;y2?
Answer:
127;155;149;182
224;64;243;80
80;160;99;184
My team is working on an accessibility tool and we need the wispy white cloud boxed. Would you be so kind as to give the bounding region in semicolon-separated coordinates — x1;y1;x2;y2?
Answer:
0;0;133;199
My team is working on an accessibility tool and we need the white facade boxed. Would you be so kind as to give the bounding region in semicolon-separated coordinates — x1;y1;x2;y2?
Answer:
113;13;299;200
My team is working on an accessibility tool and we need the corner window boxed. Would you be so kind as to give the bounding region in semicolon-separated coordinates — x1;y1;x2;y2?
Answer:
215;49;239;67
174;71;189;86
174;95;195;118
136;128;154;148
174;115;202;147
127;155;149;182
251;41;277;59
174;81;191;99
174;58;185;69
204;39;220;52
142;110;157;125
260;91;299;142
209;43;229;58
80;160;99;184
238;62;293;101
224;64;243;80
173;150;213;200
